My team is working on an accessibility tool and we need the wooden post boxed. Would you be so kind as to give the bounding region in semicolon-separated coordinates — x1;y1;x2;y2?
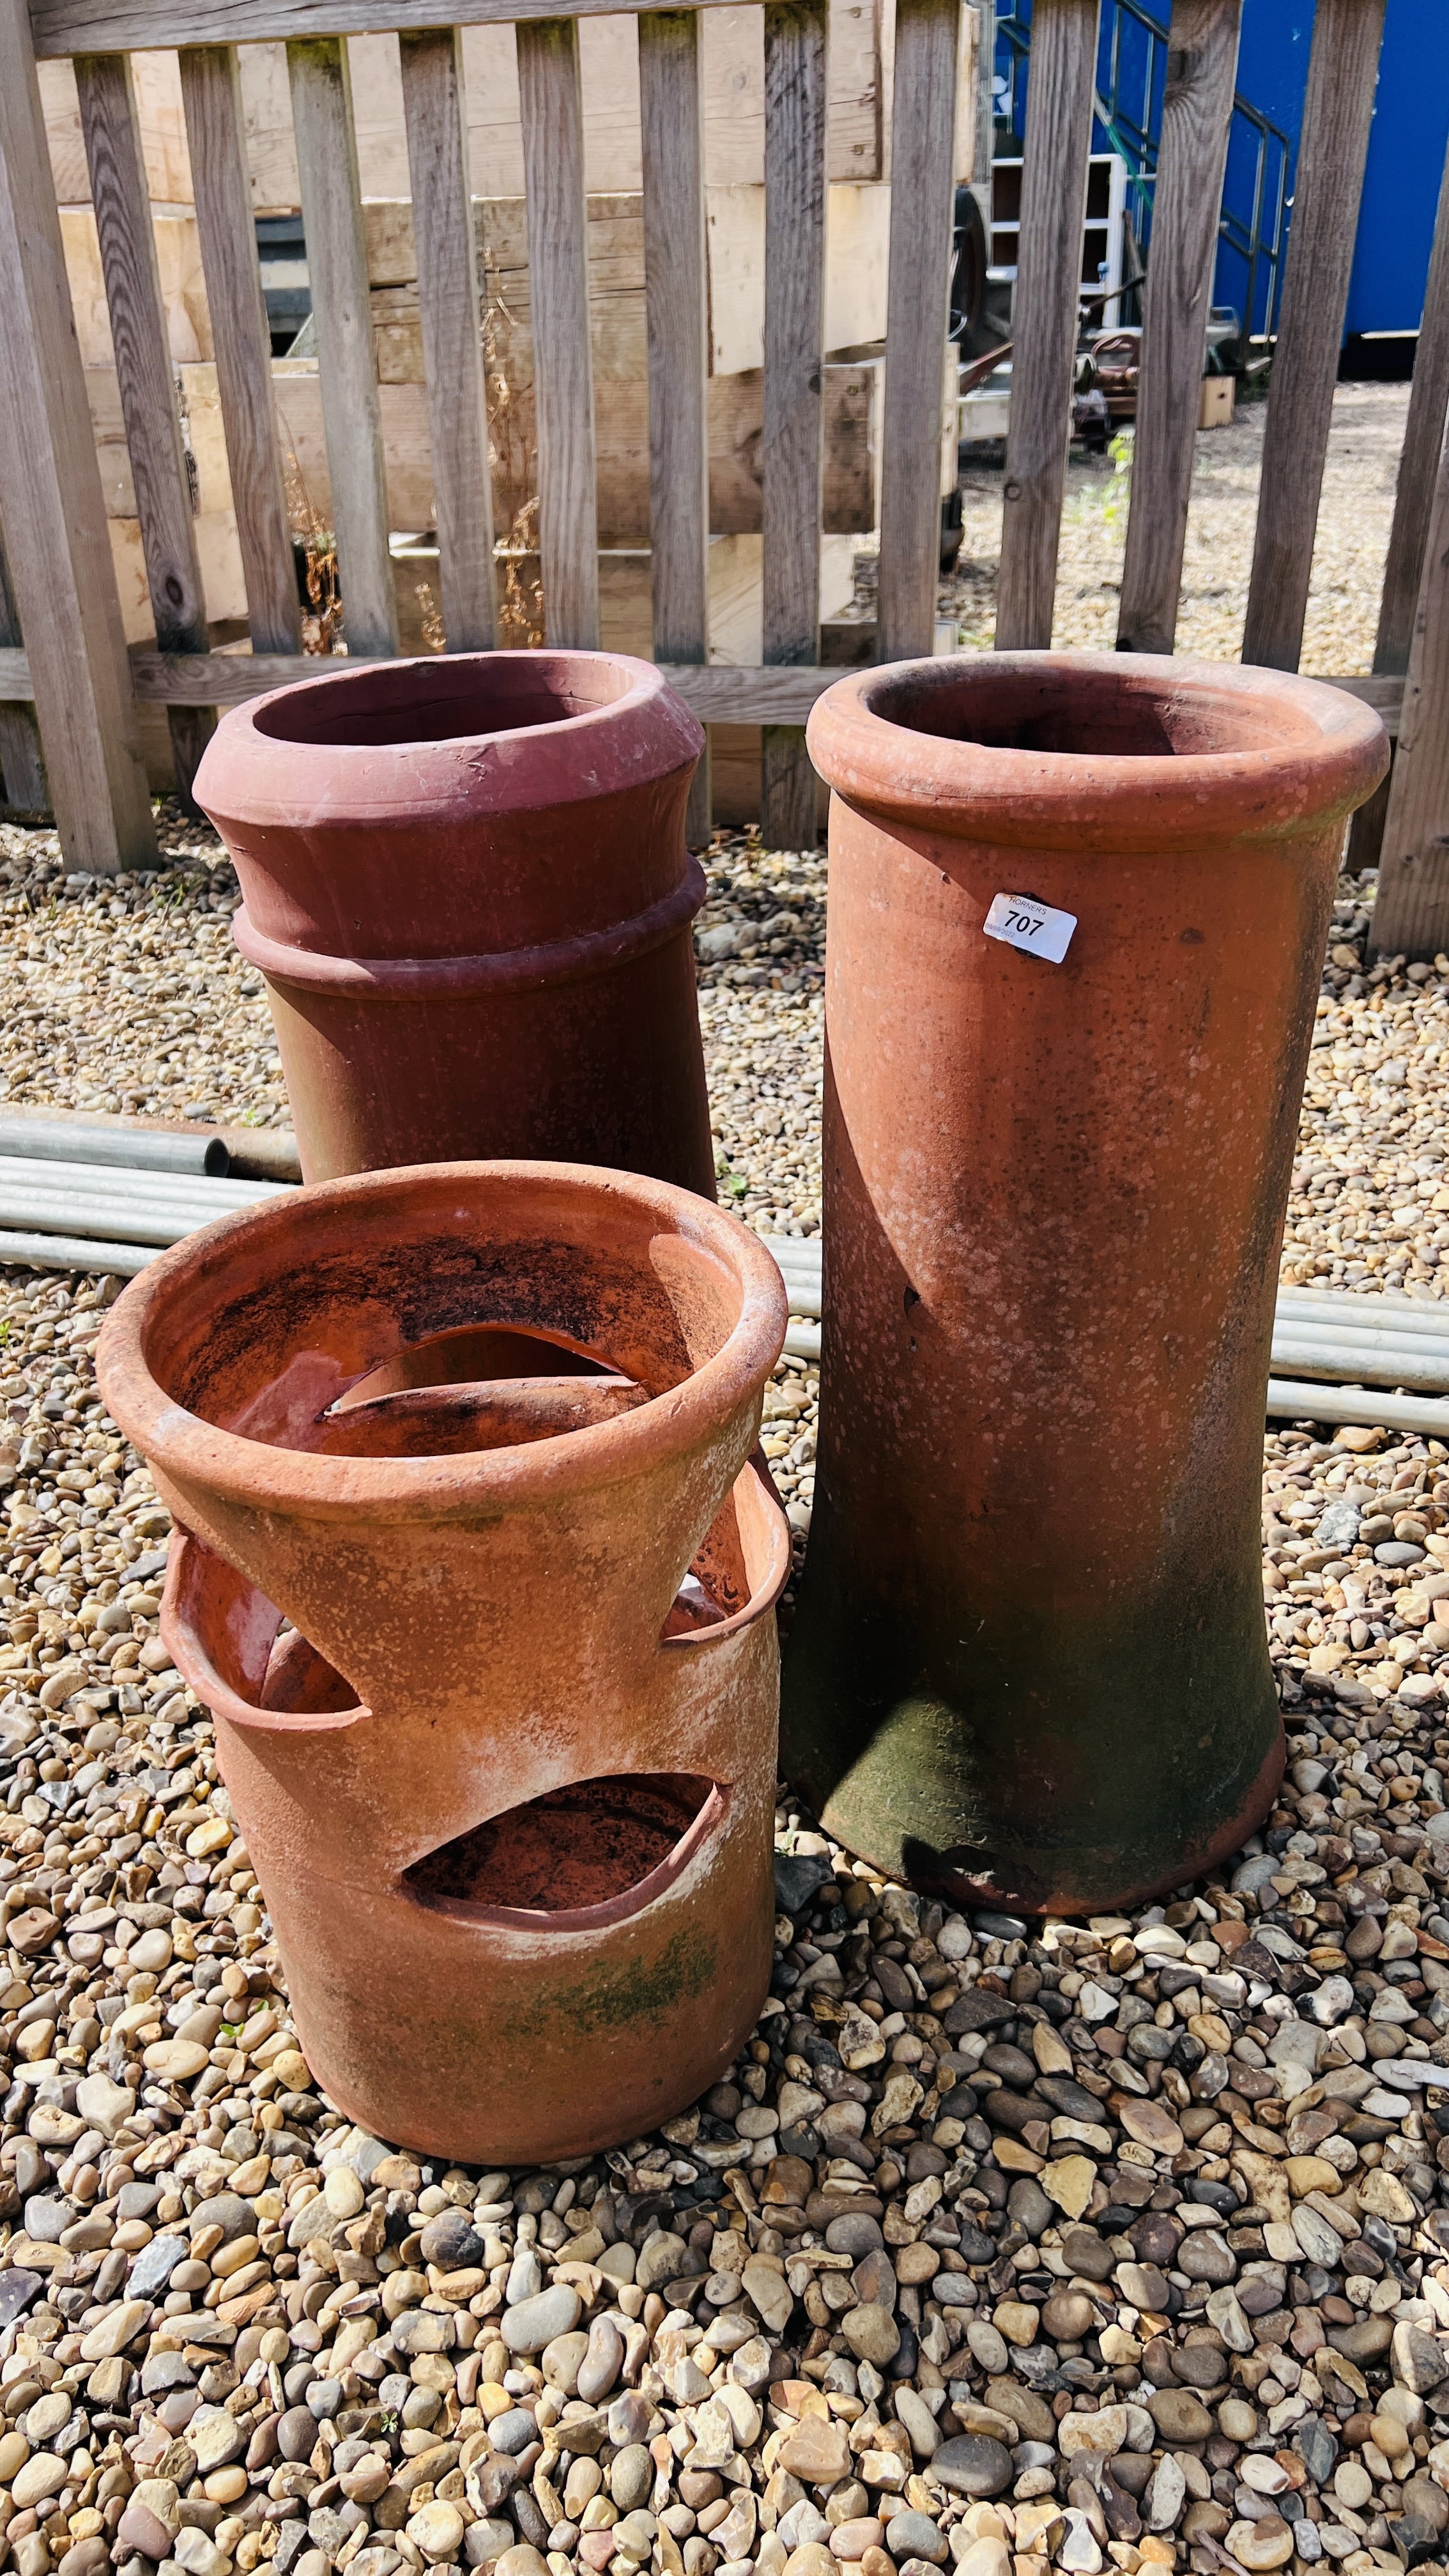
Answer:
993;0;1098;651
640;10;711;845
1347;127;1449;873
1116;0;1241;656
877;0;962;661
0;0;154;872
1241;0;1386;673
288;36;399;657
1364;410;1449;962
179;45;302;657
76;49;217;809
761;0;828;850
972;0;993;188
0;523;47;814
400;27;496;652
516;17;601;650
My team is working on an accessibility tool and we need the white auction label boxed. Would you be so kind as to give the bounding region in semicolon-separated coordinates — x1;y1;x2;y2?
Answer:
982;890;1077;963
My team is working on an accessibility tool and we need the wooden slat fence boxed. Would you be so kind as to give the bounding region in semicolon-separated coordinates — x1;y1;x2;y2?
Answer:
0;0;1444;953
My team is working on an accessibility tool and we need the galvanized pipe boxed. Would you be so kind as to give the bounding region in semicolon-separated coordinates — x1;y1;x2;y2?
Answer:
0;1231;153;1278
1266;1378;1449;1438
0;1158;286;1250
765;1238;1449;1388
0;1117;231;1177
1270;1333;1449;1392
0;1156;276;1205
1277;1286;1448;1331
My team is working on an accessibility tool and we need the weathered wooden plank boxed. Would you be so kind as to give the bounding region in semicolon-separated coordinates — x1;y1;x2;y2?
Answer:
758;0;828;848
399;27;496;652
516;17;599;649
1363;417;1449;963
1116;0;1241;656
0;0;153;870
33;0;751;53
75;48;216;808
0;523;47;813
0;649;1405;736
1374;141;1449;678
969;0;992;185
1347;130;1449;874
640;10;710;840
993;0;1097;652
287;34;399;656
877;0;962;660
1241;0;1386;673
128;655;848;721
179;45;302;657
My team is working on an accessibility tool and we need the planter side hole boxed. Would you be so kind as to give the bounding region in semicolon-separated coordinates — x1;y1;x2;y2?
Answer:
401;1770;726;1923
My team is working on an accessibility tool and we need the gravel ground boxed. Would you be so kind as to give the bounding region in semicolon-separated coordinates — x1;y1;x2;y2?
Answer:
0;816;286;1135
1;793;1448;2576
947;384;1409;671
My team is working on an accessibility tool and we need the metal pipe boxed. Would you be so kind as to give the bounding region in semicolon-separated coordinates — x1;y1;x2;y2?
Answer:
1266;1377;1449;1438
0;1159;284;1208
1273;1321;1449;1354
762;1241;1449;1393
0;1117;231;1177
0;1231;153;1278
1277;1287;1446;1331
0;1160;288;1249
1271;1335;1449;1390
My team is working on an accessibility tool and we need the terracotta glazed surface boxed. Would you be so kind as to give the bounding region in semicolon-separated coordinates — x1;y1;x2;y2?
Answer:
783;652;1389;1917
96;1162;789;2164
194;653;716;1193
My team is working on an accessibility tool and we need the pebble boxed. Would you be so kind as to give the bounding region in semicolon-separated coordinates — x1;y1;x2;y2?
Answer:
1226;2514;1296;2571
932;2438;1013;2499
779;2416;852;2483
501;2284;583;2352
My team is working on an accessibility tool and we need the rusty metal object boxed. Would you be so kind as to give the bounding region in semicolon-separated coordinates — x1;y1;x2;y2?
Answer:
193;653;716;1194
783;652;1389;1917
1089;328;1142;421
97;1161;789;2163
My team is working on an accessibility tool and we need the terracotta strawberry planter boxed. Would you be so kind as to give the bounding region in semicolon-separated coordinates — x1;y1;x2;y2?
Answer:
193;652;716;1192
96;1161;789;2164
783;652;1388;1916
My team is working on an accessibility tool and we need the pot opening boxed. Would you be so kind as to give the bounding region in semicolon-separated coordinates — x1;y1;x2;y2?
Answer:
251;652;636;750
865;662;1324;760
402;1770;724;1921
261;1623;360;1716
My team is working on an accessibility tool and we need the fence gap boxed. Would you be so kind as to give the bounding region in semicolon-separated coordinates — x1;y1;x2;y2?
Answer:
0;524;47;815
